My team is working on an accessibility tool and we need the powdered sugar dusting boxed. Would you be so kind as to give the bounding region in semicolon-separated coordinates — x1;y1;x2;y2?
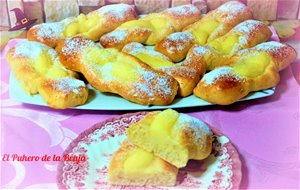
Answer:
97;4;134;21
134;70;172;99
178;114;212;134
193;45;210;55
232;20;261;34
174;113;212;144
123;42;170;60
163;32;194;53
255;41;286;52
168;32;193;41
165;4;199;16
102;29;128;43
13;41;57;60
62;37;94;56
203;67;241;85
35;18;74;40
54;77;85;94
216;1;246;16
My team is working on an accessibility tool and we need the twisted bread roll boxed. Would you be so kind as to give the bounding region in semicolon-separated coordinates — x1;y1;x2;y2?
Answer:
155;1;253;62
193;41;297;105
56;37;178;106
127;109;213;168
27;4;137;47
122;42;202;97
100;4;201;50
185;20;272;72
108;140;178;186
6;41;88;109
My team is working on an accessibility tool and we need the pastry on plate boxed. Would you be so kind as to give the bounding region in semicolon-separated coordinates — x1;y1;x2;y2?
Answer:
127;109;213;168
108;140;178;186
155;31;196;62
122;42;202;97
27;4;137;47
193;41;297;105
6;40;88;109
155;1;253;62
56;36;178;106
184;19;272;74
100;4;201;50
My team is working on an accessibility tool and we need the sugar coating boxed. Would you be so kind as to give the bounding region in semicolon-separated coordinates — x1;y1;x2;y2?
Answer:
54;77;85;94
165;4;199;17
124;42;170;60
35;18;74;39
230;20;266;51
62;37;94;56
175;113;212;144
255;41;286;52
97;3;134;21
101;29;128;44
178;113;212;134
192;45;210;55
14;41;57;60
163;32;194;53
237;41;288;58
133;70;172;99
216;1;246;18
202;66;242;85
232;20;262;34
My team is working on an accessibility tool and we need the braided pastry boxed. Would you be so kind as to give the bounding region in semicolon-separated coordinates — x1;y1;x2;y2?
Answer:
100;4;201;50
185;20;272;72
56;37;178;106
155;1;253;62
27;4;137;47
122;42;203;97
193;41;297;105
6;41;88;109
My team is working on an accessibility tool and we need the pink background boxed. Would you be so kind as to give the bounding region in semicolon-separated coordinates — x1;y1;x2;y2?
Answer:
1;35;299;188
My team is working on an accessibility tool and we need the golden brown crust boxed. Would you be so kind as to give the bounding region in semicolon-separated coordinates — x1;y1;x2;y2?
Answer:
193;68;252;105
184;1;253;42
27;4;137;47
155;32;195;62
100;4;201;50
57;37;178;106
6;41;88;109
193;41;297;105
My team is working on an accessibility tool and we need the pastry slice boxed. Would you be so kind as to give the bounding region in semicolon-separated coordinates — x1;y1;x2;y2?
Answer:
108;141;178;186
127;109;213;168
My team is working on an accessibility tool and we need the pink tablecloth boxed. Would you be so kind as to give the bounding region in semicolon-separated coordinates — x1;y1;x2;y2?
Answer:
0;38;299;189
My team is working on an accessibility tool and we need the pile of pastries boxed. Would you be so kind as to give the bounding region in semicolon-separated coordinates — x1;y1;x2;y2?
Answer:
6;2;297;108
108;109;213;186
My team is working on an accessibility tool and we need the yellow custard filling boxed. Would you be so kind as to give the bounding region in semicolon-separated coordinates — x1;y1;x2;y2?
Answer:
82;47;140;82
124;148;154;171
150;109;179;138
34;51;69;78
208;34;239;55
233;52;271;78
64;14;99;37
190;19;220;45
119;19;152;30
134;52;174;68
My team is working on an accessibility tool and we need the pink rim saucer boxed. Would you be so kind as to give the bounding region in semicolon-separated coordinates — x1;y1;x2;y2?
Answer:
57;112;242;189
